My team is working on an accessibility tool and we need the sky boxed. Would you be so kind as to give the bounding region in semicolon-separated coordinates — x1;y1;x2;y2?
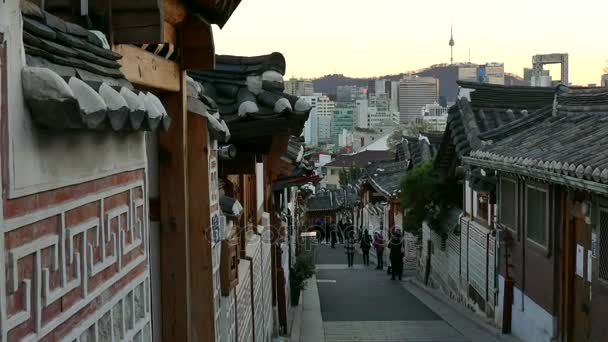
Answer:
212;0;608;86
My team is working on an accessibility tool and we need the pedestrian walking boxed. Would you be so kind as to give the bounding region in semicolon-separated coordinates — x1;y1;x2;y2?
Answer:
359;229;372;266
330;223;337;248
372;232;385;270
389;230;405;280
345;231;355;267
337;220;345;244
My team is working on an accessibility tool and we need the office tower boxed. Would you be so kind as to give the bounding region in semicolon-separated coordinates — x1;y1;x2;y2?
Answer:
398;76;439;123
284;78;314;96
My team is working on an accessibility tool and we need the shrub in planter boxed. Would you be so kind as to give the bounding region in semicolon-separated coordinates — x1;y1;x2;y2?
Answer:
290;253;315;306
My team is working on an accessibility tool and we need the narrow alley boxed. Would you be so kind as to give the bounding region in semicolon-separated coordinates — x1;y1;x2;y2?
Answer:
295;244;519;342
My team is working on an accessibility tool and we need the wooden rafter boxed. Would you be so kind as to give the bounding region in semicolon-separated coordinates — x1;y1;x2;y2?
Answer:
113;44;180;92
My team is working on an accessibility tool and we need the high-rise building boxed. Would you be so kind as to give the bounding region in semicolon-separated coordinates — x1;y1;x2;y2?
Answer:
301;93;334;145
284;78;314;96
458;63;504;85
399;76;439;123
602;74;608;88
337;85;366;104
331;106;354;145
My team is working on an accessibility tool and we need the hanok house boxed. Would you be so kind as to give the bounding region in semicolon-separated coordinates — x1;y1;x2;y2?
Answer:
429;81;555;326
0;0;249;341
321;150;393;190
464;86;608;342
187;52;312;337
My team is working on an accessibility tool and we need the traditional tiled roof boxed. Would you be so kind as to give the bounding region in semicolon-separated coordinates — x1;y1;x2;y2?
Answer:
435;82;555;173
280;136;305;165
367;160;409;198
186;0;243;28
307;195;339;212
188;53;311;144
325;150;393;168
404;133;441;166
20;1;170;131
186;76;231;142
465;87;608;193
220;196;243;219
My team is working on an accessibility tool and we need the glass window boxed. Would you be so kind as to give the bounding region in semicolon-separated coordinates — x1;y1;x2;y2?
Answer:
500;179;517;231
526;186;548;247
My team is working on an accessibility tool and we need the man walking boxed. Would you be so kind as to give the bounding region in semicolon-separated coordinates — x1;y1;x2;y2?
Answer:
373;232;385;270
360;229;372;266
388;230;405;280
345;231;355;267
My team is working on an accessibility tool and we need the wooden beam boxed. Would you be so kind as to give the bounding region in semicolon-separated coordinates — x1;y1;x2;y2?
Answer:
180;15;215;70
164;20;177;45
158;73;189;342
112;10;162;44
114;44;180;92
187;112;216;341
164;0;187;25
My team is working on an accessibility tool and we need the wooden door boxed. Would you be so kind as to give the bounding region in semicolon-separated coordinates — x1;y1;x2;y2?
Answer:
571;215;591;342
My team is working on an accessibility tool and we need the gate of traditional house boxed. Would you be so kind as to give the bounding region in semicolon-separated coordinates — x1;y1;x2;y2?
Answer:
237;259;253;342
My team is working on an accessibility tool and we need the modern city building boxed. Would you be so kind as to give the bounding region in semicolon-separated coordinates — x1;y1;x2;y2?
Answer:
458;63;505;85
337;85;367;104
302;95;320;146
338;129;354;147
331;106;355;145
419;103;449;132
602;74;608;88
313;94;336;144
399;76;439;123
284;78;314;96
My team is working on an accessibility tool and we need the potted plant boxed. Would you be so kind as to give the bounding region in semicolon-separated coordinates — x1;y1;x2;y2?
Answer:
290;253;315;306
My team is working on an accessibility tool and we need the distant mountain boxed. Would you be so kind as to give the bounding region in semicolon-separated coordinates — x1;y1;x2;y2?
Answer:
312;65;526;101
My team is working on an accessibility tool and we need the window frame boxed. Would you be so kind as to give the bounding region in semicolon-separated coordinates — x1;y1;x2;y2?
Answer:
524;182;550;252
499;176;518;235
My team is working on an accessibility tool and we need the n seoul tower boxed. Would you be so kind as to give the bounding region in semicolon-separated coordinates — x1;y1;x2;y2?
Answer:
449;25;455;64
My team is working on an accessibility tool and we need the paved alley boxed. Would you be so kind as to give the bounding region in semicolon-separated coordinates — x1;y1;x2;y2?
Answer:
305;244;514;342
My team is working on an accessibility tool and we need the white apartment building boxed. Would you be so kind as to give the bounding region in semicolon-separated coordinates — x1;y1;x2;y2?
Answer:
356;97;398;129
302;93;335;145
419;103;448;132
399;76;439;123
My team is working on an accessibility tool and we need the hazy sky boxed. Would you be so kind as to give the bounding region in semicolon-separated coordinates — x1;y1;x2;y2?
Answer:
213;0;608;86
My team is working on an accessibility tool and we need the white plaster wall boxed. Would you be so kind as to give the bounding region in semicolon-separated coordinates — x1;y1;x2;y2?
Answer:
496;275;557;342
1;3;145;198
394;209;403;231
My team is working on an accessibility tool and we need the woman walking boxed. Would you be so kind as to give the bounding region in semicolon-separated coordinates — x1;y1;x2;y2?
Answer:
388;230;405;280
360;229;372;266
345;231;356;267
372;232;385;270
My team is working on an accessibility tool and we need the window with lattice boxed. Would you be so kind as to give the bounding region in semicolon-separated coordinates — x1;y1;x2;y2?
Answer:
526;185;549;248
500;178;517;232
600;209;608;282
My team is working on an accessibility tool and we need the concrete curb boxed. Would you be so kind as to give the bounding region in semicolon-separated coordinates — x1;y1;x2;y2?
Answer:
290;274;324;342
406;280;520;342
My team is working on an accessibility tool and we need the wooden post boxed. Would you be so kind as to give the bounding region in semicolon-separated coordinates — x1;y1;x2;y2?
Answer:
158;73;190;342
187;112;215;341
502;228;513;334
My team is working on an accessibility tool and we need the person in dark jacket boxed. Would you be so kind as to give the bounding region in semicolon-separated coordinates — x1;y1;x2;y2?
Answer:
359;229;372;266
330;223;337;248
388;230;404;280
344;231;356;267
372;232;385;270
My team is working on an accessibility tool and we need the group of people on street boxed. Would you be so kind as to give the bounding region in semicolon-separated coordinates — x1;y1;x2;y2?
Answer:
314;219;406;280
343;227;406;280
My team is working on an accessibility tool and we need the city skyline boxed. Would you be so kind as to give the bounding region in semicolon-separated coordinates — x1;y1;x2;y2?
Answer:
213;0;608;86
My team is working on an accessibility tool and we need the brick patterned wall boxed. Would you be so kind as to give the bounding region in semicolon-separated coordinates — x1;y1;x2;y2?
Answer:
1;170;151;341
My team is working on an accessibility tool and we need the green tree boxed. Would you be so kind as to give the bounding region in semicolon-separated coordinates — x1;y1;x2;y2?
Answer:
399;160;459;236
